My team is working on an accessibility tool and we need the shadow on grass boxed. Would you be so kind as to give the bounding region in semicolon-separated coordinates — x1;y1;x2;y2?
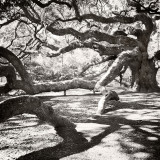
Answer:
9;94;160;160
115;117;160;160
17;119;120;160
17;114;160;159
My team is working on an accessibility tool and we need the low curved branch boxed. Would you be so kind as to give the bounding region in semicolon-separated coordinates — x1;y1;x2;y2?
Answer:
0;47;30;82
0;47;35;94
0;48;96;95
0;96;75;129
6;78;96;94
33;78;96;94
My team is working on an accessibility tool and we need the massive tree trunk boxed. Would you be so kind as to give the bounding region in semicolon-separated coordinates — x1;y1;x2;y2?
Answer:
135;56;159;92
95;49;160;93
128;51;159;92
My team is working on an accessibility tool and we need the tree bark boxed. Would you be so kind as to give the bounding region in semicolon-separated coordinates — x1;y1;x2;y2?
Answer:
33;78;96;94
0;77;96;94
94;47;141;91
135;56;159;92
0;96;76;128
0;66;16;94
0;47;35;94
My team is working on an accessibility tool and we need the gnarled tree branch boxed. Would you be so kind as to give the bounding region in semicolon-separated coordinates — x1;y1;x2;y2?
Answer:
0;47;35;94
95;47;141;91
47;40;137;57
0;96;75;128
34;78;96;94
47;26;138;46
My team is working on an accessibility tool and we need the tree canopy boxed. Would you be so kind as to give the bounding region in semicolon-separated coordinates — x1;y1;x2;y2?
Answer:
0;0;160;94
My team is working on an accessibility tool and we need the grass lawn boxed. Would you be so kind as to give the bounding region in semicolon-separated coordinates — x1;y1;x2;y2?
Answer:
0;86;160;160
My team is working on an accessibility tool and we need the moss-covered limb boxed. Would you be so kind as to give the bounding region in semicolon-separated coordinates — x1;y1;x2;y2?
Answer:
33;78;96;94
94;47;141;91
0;96;75;128
0;69;96;94
2;78;96;94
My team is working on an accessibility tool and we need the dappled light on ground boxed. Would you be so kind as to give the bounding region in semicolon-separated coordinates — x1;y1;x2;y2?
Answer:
0;114;61;160
0;89;160;159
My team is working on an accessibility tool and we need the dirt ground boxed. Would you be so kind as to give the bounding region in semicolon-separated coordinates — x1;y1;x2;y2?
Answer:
0;87;160;160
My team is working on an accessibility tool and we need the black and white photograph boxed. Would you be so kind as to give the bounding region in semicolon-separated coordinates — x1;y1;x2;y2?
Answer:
0;0;160;159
